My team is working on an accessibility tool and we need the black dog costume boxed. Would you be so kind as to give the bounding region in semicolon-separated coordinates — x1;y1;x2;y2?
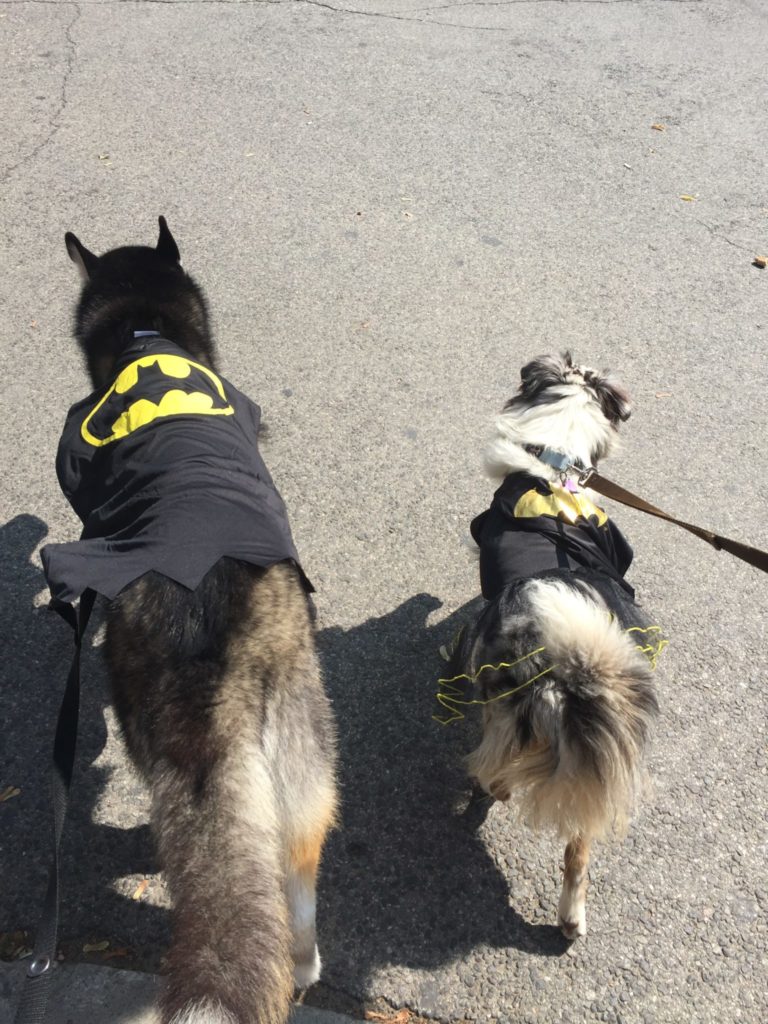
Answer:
436;470;665;725
42;335;310;604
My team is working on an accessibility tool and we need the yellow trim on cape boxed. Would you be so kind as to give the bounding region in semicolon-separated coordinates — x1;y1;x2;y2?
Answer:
434;624;667;725
626;624;669;669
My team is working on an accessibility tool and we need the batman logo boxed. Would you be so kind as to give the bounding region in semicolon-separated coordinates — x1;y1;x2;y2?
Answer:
513;483;608;527
81;353;234;447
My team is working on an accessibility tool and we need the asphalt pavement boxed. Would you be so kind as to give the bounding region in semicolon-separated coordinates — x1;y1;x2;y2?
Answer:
1;2;766;1023
0;961;360;1024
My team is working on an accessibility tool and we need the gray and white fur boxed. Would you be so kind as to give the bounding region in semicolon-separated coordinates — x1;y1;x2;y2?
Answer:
462;352;659;939
63;220;338;1023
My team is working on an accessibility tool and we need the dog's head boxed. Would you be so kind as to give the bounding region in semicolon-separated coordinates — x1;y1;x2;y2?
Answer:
65;217;214;389
485;352;632;480
514;352;632;427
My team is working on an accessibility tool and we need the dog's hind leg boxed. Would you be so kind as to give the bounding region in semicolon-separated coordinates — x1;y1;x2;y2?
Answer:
267;653;338;993
286;821;332;991
558;835;591;939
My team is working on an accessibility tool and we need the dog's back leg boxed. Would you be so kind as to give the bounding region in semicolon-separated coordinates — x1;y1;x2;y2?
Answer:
558;835;591;939
268;658;338;992
287;823;333;990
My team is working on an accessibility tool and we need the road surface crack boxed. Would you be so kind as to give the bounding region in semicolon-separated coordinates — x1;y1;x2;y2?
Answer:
1;3;81;183
694;219;753;254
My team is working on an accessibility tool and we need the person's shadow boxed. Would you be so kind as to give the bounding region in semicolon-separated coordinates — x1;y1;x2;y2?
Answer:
313;591;568;1004
0;513;165;964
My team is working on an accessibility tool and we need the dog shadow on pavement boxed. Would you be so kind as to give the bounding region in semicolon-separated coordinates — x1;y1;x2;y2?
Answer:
314;592;568;1004
0;513;167;966
2;518;564;1000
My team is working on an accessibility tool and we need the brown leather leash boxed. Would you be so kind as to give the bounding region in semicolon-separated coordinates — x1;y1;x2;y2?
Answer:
579;469;768;575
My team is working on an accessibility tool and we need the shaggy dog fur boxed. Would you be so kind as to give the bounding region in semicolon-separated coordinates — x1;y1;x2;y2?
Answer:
446;353;662;939
59;220;338;1023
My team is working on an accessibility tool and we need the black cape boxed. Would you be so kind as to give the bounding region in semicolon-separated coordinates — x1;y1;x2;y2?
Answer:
41;339;310;603
470;472;634;600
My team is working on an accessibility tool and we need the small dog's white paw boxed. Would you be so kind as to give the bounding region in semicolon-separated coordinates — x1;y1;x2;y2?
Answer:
558;891;587;940
557;914;587;940
293;945;321;990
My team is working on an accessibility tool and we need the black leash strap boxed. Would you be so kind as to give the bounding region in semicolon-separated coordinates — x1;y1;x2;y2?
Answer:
13;589;96;1024
582;471;768;575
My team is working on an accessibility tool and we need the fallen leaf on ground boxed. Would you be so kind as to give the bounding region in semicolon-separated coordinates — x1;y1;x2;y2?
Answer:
102;947;133;961
679;195;697;202
0;786;21;801
651;123;666;131
753;255;767;269
132;879;149;900
83;940;109;953
0;931;31;959
655;392;673;398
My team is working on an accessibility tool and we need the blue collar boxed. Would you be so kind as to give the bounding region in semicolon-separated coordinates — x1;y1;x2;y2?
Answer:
524;445;595;487
132;330;161;339
524;445;577;473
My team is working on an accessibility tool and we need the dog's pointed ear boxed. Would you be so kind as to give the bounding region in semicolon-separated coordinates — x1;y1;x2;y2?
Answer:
65;232;98;281
156;216;180;264
587;372;632;425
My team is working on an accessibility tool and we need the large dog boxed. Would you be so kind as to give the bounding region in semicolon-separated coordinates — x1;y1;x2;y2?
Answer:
437;353;664;939
41;219;338;1023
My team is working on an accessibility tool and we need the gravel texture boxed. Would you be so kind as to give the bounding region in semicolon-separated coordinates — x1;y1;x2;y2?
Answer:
1;2;766;1023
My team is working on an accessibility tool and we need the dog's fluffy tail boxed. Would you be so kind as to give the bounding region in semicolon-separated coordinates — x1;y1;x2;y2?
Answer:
155;740;292;1024
469;578;659;840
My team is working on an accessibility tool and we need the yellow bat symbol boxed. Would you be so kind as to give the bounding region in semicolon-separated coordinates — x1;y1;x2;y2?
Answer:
81;353;234;447
514;484;608;526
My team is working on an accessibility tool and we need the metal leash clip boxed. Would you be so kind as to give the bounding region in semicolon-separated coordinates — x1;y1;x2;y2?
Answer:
574;464;596;487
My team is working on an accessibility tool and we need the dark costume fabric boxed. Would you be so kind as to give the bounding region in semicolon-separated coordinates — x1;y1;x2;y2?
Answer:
433;471;666;725
470;472;635;600
42;338;310;602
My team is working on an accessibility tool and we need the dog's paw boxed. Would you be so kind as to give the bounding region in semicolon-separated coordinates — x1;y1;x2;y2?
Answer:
557;881;587;940
557;908;587;941
293;945;321;990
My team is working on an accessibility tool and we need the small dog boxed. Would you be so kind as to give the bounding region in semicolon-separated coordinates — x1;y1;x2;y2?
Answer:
438;353;664;939
41;219;338;1023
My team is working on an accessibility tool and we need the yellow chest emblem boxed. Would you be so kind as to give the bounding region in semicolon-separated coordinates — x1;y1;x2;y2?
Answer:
513;484;608;526
81;353;234;448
